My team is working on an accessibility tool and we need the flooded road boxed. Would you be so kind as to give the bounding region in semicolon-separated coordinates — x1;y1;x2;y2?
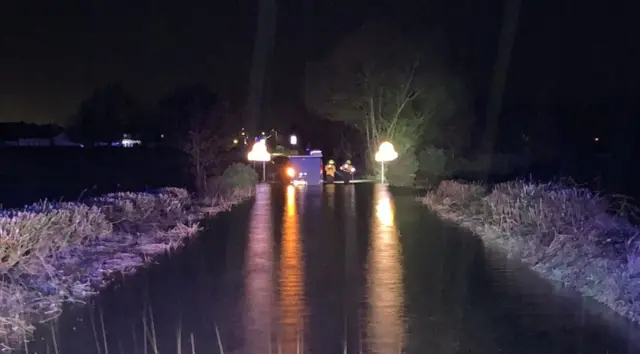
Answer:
20;184;640;353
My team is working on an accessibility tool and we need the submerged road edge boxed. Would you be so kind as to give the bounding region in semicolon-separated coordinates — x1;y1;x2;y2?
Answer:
0;188;255;351
417;180;640;343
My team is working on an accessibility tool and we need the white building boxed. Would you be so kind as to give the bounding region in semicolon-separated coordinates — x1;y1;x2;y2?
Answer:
4;132;83;147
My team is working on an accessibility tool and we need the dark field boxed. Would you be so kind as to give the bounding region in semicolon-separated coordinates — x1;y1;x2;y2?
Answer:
0;147;193;208
1;148;637;209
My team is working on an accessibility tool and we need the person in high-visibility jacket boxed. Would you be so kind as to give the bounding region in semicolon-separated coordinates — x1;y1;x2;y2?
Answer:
340;160;355;182
325;159;336;183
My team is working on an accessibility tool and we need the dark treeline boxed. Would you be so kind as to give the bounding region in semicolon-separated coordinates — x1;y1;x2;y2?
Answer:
0;83;253;206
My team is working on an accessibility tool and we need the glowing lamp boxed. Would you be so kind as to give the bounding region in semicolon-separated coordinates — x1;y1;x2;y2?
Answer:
375;142;398;162
247;140;271;162
290;134;298;146
248;139;271;181
374;141;398;184
286;167;296;178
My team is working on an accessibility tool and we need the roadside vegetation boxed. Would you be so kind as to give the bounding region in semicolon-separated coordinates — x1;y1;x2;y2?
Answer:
305;22;473;187
419;179;640;323
0;163;258;350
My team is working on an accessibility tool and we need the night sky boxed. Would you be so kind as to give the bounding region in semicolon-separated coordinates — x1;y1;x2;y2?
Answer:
1;0;637;141
0;0;373;125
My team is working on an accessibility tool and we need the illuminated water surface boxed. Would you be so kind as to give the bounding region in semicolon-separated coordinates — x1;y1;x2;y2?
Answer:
19;184;640;354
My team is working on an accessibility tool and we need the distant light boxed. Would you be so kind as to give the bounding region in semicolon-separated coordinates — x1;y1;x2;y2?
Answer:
160;134;164;138
241;132;245;136
261;132;266;135
286;167;296;177
233;139;239;144
594;137;600;142
290;134;298;145
121;138;141;148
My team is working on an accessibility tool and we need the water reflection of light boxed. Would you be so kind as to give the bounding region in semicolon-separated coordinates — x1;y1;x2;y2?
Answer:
280;185;305;353
366;185;405;353
375;192;394;228
286;185;296;215
325;183;335;210
244;184;273;352
344;185;359;352
297;185;305;216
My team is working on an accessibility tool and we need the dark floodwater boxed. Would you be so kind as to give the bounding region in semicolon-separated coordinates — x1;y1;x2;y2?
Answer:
19;184;640;354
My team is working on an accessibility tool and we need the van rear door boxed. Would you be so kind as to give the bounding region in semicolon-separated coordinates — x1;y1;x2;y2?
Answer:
289;156;323;185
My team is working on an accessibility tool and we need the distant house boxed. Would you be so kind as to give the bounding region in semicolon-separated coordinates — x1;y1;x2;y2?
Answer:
4;137;52;146
51;132;83;147
1;123;82;147
117;133;141;147
93;134;142;148
0;123;147;148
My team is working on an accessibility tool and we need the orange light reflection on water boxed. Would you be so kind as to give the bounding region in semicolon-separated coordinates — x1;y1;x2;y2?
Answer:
279;185;305;353
375;190;394;228
366;185;405;353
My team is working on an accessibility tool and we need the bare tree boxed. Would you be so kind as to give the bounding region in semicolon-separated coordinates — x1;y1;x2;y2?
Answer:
305;23;470;183
67;83;138;145
181;105;237;196
337;131;354;160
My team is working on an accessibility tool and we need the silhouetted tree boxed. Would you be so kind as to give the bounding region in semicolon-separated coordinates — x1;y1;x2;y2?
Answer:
161;85;240;195
67;84;138;145
156;84;223;147
0;123;63;142
305;23;472;185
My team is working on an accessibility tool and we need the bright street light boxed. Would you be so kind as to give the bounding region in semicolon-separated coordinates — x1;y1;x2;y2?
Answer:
374;141;398;184
290;134;297;146
248;139;271;181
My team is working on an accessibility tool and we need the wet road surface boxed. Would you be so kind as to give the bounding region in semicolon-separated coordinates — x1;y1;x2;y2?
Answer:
18;183;640;353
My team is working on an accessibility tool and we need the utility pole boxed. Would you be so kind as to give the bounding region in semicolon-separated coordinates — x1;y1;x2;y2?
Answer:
481;0;523;179
245;0;278;134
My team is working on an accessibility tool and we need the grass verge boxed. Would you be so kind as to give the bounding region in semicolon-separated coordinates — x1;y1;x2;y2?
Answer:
0;186;255;351
419;179;640;323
